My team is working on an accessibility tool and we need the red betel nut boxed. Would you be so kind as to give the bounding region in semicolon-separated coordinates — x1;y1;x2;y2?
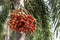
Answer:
8;10;37;34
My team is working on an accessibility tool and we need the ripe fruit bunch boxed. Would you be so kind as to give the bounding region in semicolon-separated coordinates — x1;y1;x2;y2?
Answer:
8;10;37;33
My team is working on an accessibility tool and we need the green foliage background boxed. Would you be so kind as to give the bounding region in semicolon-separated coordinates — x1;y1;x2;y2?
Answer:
1;0;60;40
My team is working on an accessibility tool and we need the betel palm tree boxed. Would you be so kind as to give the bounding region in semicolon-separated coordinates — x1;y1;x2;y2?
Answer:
0;0;52;40
4;0;26;40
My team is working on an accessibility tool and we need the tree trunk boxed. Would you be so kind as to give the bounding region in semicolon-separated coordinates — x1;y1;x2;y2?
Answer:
5;11;10;40
14;0;25;40
14;31;25;40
